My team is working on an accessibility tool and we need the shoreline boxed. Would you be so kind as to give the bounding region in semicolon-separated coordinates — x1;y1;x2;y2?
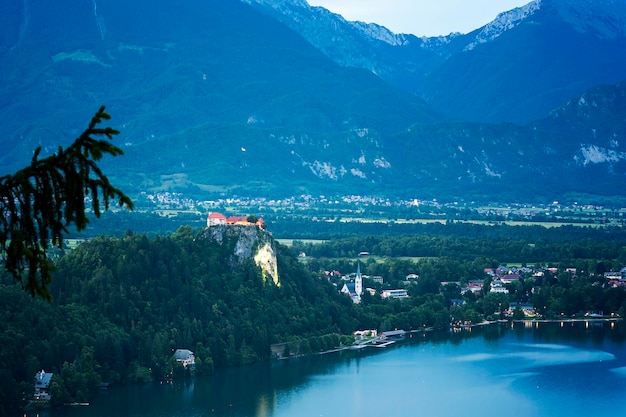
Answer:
283;317;624;359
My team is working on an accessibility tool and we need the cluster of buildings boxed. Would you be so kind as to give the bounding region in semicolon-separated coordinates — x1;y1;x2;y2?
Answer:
336;261;626;312
603;268;626;287
338;263;409;303
206;212;266;229
443;266;537;296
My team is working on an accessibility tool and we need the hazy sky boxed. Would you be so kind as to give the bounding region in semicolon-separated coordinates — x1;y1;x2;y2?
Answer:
307;0;532;37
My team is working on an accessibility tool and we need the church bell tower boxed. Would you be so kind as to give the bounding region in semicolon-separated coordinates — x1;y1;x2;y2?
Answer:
355;261;363;296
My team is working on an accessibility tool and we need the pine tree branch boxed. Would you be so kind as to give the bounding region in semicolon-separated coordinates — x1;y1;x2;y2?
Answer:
0;106;134;300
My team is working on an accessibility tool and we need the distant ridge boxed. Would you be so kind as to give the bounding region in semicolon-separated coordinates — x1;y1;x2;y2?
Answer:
249;0;626;123
0;0;626;201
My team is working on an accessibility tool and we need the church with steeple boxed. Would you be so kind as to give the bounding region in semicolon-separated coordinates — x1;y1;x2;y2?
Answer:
341;261;363;303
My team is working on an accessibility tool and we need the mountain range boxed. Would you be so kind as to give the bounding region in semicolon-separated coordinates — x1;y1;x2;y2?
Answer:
248;0;626;123
1;0;625;202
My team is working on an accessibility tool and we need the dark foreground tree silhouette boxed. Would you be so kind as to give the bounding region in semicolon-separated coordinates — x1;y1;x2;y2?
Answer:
0;106;133;299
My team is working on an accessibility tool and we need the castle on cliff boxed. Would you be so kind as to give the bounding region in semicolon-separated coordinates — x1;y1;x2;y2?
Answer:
207;212;266;229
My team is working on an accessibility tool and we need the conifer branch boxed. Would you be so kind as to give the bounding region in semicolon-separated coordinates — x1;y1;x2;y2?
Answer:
0;106;134;299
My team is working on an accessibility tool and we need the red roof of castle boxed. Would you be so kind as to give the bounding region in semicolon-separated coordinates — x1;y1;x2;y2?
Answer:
227;216;249;223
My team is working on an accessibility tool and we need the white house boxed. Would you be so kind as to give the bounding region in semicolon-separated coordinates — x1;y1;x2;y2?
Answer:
381;289;409;299
490;279;509;294
173;349;196;368
34;369;53;401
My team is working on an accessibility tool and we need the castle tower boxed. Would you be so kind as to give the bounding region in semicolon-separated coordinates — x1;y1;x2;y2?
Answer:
355;261;363;296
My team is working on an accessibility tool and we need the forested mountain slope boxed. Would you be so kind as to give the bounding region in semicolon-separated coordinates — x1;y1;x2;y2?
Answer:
0;227;357;413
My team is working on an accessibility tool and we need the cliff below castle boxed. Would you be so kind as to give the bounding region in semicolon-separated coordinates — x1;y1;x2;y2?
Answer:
204;224;279;286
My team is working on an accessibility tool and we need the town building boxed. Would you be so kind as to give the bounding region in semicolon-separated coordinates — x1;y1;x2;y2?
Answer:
380;329;407;340
353;329;377;340
173;349;196;369
381;289;409;299
34;369;53;401
463;280;485;295
490;279;509;294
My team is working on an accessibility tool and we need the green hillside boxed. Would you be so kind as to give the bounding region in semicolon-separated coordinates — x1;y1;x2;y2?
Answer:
0;227;359;413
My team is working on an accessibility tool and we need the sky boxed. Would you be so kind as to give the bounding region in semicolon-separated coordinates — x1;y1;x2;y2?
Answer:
307;0;532;37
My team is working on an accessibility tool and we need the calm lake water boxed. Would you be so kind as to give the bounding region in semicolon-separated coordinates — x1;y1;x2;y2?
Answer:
34;321;626;417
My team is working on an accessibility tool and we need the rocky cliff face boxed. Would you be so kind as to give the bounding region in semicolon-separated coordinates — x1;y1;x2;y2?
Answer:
205;224;279;285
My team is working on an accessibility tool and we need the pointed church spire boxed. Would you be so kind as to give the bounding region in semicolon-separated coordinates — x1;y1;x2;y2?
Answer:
355;261;363;296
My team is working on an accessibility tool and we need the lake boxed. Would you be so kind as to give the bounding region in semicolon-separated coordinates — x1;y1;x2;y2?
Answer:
34;321;626;417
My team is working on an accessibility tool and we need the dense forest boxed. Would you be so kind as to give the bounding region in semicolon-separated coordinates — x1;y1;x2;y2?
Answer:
0;226;358;416
291;223;626;265
2;223;626;416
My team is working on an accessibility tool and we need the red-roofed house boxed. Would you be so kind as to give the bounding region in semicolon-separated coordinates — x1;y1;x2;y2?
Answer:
207;212;227;227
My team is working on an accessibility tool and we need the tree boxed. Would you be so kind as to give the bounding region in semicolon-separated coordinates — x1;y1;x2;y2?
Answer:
513;305;525;321
0;106;133;299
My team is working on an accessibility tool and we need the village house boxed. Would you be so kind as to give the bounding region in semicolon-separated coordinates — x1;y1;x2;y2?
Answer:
496;265;510;275
323;270;342;280
499;273;521;284
173;349;196;369
379;329;407;340
490;279;509;294
463;280;484;295
353;329;377;340
381;289;409;299
34;369;53;401
604;271;623;280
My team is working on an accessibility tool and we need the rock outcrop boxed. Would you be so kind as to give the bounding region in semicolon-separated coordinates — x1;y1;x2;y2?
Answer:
205;224;279;286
